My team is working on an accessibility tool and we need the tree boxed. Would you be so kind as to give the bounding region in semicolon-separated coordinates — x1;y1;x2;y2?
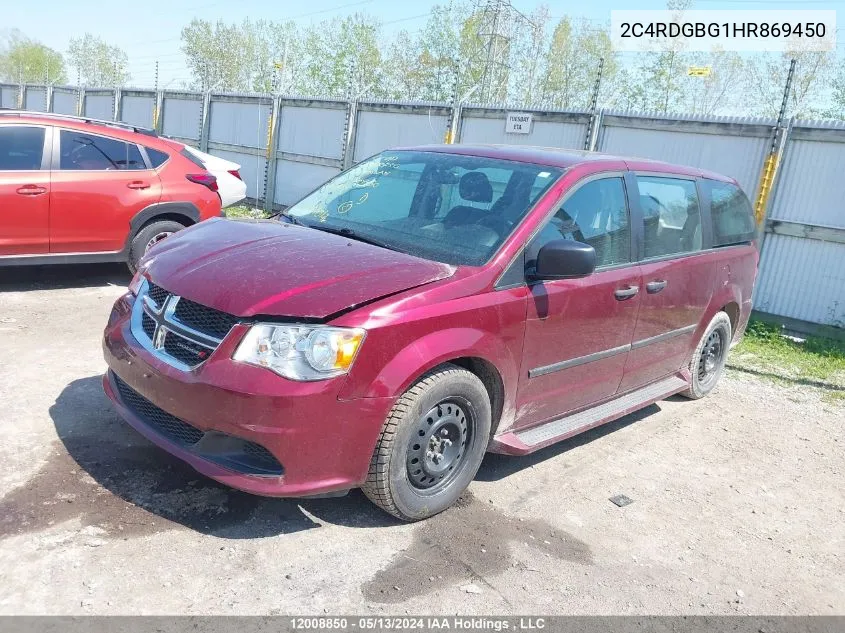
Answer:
181;19;253;92
299;13;384;98
68;34;129;86
744;49;836;118
0;30;66;84
540;18;615;110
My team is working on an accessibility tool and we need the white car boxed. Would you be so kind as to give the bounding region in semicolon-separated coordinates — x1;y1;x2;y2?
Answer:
182;145;247;208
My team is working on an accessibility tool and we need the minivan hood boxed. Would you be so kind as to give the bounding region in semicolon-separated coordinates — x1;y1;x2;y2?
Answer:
142;218;455;319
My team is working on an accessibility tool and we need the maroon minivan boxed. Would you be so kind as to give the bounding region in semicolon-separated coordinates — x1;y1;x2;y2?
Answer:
102;145;758;521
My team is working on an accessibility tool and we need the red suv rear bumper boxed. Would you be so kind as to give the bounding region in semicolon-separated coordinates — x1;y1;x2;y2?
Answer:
102;293;394;497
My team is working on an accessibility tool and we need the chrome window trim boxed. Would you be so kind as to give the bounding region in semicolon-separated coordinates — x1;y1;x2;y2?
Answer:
130;280;230;372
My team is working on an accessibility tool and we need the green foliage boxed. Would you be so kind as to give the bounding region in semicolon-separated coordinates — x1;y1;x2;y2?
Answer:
67;34;129;87
732;319;845;389
0;30;66;85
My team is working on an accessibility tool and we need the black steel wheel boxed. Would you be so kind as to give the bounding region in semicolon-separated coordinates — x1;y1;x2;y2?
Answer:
681;311;732;400
363;364;492;521
406;399;472;493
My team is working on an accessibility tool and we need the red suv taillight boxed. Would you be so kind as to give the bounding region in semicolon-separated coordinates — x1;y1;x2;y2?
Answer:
228;169;242;181
186;173;218;192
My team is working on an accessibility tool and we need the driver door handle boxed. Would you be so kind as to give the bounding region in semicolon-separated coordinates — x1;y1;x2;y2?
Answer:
646;280;668;293
127;181;150;189
614;285;639;300
16;185;47;196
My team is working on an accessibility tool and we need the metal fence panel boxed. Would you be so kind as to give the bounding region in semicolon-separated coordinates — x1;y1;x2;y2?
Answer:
599;119;770;196
84;93;114;120
755;233;845;327
120;94;155;128
208;98;271;148
274;160;340;207
461;115;587;149
52;89;77;114
278;105;345;159
162;96;203;140
211;149;266;200
769;135;845;229
24;87;47;112
354;109;448;162
0;85;17;107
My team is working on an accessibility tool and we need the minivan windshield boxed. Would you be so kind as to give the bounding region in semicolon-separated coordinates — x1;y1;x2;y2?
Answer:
285;151;561;266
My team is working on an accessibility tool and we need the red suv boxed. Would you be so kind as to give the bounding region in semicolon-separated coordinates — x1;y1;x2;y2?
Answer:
102;145;758;521
0;111;222;271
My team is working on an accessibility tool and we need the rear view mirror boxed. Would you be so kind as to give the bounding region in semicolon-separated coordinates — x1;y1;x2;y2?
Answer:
529;239;596;280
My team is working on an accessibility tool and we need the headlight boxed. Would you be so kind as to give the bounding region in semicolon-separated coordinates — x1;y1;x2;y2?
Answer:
128;270;146;296
233;324;366;381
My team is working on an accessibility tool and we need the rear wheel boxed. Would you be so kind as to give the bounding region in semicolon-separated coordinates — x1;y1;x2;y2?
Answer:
681;312;732;399
127;220;186;273
362;364;491;521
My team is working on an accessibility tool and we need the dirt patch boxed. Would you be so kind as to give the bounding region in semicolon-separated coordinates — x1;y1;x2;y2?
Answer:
362;492;592;603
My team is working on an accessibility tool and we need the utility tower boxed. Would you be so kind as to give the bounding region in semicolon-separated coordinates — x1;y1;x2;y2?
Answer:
473;0;534;104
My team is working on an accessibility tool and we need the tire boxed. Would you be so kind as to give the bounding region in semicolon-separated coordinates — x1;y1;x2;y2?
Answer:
362;364;492;522
680;311;732;400
127;220;186;273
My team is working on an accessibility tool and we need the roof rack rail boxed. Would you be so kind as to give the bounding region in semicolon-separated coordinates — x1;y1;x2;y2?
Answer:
0;110;158;137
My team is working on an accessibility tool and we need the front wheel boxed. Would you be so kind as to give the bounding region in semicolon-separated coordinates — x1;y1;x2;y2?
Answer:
362;364;492;521
681;311;732;399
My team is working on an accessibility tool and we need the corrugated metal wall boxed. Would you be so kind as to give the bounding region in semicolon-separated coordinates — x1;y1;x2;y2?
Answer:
354;102;450;162
23;87;47;112
83;92;114;120
120;93;155;129
0;85;17;108
756;235;845;327
162;94;203;141
753;121;845;328
52;89;77;115
273;100;346;206
598;114;773;196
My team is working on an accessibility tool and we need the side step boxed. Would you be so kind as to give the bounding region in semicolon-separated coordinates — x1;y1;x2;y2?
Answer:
493;375;688;455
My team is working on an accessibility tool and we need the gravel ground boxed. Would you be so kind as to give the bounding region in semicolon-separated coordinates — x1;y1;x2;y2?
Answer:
0;264;842;615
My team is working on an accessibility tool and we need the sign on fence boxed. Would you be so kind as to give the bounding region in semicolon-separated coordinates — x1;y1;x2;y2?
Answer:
505;112;533;134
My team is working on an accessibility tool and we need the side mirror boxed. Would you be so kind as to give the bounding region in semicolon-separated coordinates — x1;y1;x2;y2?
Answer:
529;239;596;280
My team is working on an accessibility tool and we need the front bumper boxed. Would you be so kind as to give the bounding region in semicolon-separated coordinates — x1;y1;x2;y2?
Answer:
102;292;394;497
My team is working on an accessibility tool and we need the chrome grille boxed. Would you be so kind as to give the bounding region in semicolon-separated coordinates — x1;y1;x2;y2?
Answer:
130;280;238;371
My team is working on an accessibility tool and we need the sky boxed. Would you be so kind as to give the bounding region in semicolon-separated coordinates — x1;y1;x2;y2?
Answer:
1;0;843;87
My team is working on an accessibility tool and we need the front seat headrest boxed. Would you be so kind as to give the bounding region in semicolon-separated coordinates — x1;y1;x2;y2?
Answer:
459;172;493;203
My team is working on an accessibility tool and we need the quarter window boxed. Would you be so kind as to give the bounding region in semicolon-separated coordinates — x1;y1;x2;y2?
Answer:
0;126;44;170
636;176;702;258
705;180;756;246
59;130;145;170
528;177;631;269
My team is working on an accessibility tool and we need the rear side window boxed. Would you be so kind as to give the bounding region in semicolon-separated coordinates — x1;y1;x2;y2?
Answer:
528;177;631;269
706;180;756;246
59;130;145;170
636;176;702;258
180;148;206;169
146;147;170;168
0;126;44;170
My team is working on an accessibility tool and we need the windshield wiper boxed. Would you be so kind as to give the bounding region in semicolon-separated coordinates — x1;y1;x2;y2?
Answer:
309;225;400;252
270;209;305;225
